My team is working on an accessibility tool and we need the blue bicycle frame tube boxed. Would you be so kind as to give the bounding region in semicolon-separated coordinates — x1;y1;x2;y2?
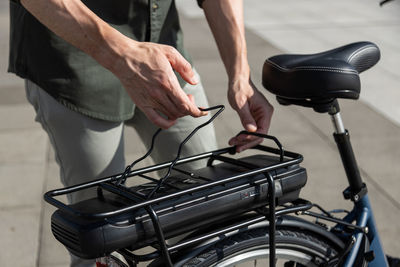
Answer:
343;195;388;267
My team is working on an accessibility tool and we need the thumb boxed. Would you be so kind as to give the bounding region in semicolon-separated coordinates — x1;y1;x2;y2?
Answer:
237;103;257;132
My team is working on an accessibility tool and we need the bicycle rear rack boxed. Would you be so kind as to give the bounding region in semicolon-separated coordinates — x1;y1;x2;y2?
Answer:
44;106;307;267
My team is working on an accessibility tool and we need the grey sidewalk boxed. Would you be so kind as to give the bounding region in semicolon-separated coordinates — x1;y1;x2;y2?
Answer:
1;2;399;267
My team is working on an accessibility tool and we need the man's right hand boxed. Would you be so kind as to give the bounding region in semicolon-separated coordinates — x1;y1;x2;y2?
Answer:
109;40;207;129
21;0;206;129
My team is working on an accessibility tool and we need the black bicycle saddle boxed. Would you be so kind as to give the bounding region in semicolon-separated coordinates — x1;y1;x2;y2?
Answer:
262;41;380;108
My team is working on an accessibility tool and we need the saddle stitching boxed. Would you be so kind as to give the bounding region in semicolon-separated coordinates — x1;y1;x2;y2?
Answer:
266;60;358;74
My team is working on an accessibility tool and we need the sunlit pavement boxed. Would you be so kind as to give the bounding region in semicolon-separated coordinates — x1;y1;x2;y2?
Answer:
0;1;399;266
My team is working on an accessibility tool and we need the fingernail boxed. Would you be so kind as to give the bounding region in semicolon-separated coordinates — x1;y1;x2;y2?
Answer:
191;75;199;84
246;124;257;132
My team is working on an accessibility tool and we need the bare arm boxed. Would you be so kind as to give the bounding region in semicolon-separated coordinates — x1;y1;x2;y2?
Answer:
20;0;206;129
202;0;274;152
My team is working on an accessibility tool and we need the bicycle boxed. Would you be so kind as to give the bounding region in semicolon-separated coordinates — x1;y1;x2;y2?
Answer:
44;41;400;267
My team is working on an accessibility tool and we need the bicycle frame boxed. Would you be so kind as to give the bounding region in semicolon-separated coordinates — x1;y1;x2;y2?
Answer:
343;195;388;267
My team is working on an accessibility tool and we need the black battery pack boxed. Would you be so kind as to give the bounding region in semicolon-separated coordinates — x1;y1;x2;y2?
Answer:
50;154;307;259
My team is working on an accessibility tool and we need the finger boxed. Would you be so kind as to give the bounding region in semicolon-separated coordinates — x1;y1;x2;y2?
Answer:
151;71;202;118
165;73;207;118
187;94;209;115
232;136;262;147
164;95;186;119
229;136;263;146
228;137;236;146
187;94;195;105
237;103;258;132
229;133;264;152
165;46;198;85
253;94;274;134
235;137;263;153
147;85;182;119
228;134;258;146
256;111;273;134
150;96;181;120
142;107;176;129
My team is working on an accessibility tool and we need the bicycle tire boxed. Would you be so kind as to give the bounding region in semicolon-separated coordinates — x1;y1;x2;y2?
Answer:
180;227;340;267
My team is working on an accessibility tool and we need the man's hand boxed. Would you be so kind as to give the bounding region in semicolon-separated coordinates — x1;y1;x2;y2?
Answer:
21;0;206;130
227;77;273;152
202;0;274;152
111;40;207;129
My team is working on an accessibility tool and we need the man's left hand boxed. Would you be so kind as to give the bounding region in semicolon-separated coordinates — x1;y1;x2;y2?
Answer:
227;77;274;152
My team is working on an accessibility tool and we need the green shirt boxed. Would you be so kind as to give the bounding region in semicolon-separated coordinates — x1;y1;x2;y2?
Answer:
8;0;194;122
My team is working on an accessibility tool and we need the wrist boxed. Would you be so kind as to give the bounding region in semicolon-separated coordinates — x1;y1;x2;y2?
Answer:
91;26;137;74
228;66;251;88
227;58;250;82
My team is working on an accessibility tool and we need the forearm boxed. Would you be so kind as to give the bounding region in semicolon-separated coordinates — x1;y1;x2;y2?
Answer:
203;0;273;149
202;0;249;81
21;0;128;73
21;0;204;128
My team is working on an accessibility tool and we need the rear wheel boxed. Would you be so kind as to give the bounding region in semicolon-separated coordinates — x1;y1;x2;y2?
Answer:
181;228;340;267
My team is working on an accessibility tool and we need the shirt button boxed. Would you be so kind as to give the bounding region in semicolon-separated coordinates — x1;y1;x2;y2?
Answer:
152;3;159;10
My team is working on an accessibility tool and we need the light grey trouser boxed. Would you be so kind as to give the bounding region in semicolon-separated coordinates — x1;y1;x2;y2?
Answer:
25;73;217;267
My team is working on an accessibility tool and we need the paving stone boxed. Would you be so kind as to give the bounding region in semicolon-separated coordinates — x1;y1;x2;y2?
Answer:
43;162;64;192
0;208;40;267
0;163;46;208
0;128;48;164
0;104;40;130
0;10;23;90
0;85;29;105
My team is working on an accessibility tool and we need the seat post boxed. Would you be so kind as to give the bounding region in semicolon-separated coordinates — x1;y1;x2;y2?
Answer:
328;101;367;202
331;112;346;134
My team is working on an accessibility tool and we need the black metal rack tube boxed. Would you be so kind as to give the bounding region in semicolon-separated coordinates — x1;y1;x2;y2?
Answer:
145;206;173;267
98;159;293;218
44;148;303;219
46;147;231;196
266;172;276;267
